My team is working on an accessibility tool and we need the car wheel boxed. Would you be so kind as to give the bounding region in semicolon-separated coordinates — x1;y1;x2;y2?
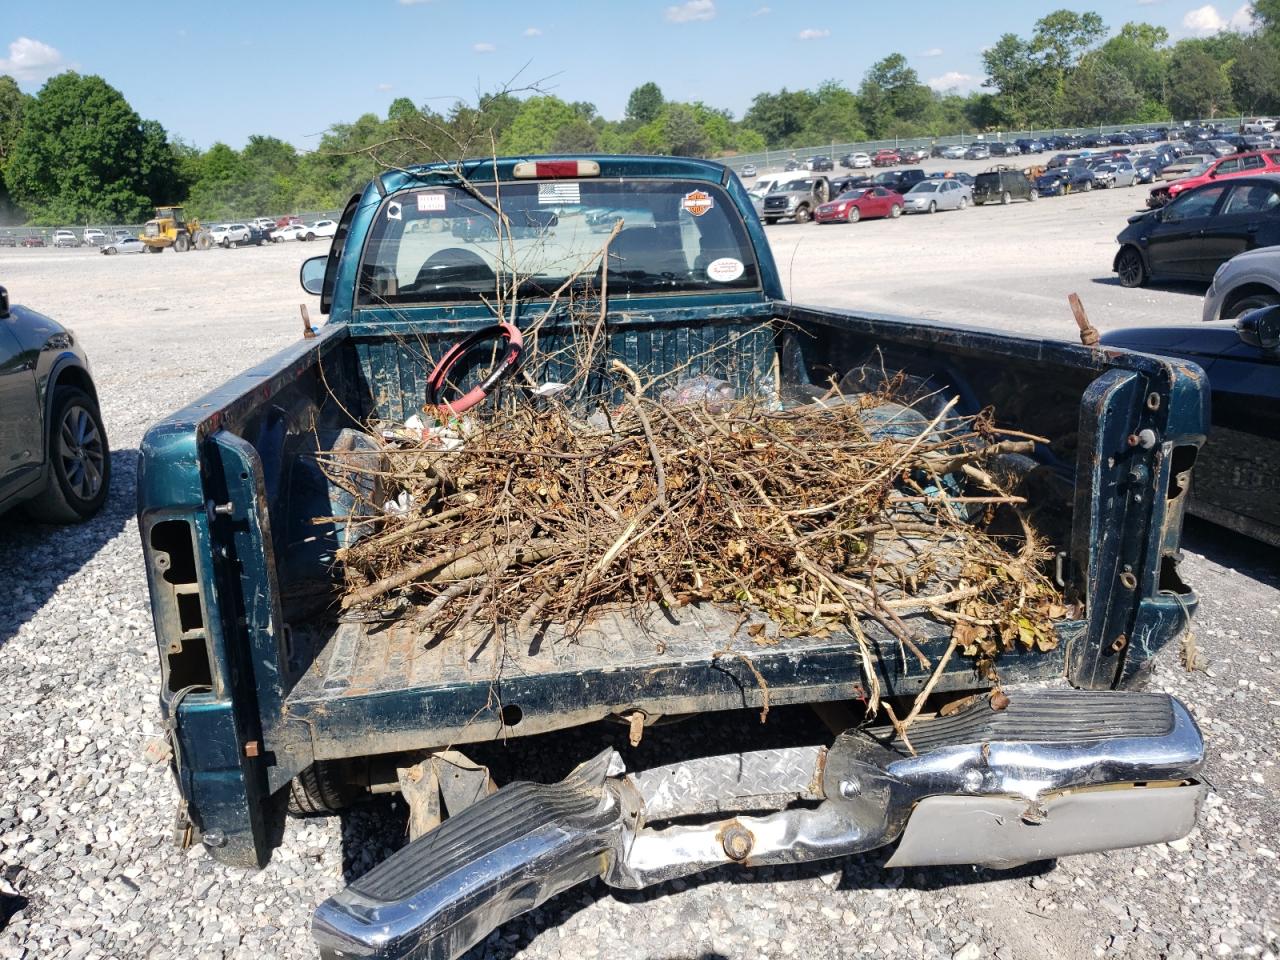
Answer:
958;196;968;209
104;248;116;256
1001;191;1011;205
927;201;937;214
1226;292;1280;317
793;206;811;224
890;205;902;218
1116;246;1147;288
847;207;860;223
1028;189;1038;201
1084;180;1093;192
25;386;110;523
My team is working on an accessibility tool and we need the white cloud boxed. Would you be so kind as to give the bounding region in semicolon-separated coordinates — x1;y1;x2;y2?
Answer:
377;82;393;91
919;47;943;57
665;0;715;23
750;5;771;15
473;41;496;53
798;28;829;40
1229;3;1256;28
927;71;979;92
1183;4;1225;31
523;26;542;36
0;37;65;84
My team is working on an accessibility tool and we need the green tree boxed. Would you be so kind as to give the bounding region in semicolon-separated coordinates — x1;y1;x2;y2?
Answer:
1031;10;1107;71
981;33;1039;126
625;83;665;125
859;54;931;137
1229;36;1280;114
0;75;32;220
1167;44;1232;119
1061;53;1144;125
5;72;157;222
499;96;581;154
1097;23;1170;107
550;118;600;153
661;103;712;157
743;88;818;145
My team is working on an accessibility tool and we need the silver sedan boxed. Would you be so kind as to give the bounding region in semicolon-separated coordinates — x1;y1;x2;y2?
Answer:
902;178;972;214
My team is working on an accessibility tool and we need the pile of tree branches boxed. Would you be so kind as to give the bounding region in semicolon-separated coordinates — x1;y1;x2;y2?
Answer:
328;362;1067;703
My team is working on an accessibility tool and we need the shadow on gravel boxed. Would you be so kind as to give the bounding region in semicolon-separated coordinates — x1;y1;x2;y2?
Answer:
0;447;137;647
1181;515;1280;590
1090;276;1208;297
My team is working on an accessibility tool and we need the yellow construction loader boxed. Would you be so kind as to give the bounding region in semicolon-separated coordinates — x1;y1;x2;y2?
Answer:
140;206;212;253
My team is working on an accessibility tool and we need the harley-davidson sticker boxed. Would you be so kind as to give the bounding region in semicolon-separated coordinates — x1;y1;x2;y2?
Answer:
680;190;714;216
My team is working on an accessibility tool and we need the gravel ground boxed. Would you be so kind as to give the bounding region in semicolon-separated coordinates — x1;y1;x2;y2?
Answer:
1;188;1277;960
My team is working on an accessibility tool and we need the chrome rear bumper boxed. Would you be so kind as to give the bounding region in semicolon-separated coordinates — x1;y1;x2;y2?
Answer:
313;690;1204;960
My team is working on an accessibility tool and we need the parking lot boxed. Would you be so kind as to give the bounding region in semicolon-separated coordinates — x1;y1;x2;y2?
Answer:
1;171;1277;960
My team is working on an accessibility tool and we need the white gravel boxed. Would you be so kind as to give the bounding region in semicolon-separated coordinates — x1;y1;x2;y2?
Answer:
0;198;1277;960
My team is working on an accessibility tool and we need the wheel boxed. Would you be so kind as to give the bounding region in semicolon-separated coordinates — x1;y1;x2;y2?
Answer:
958;196;968;209
174;235;190;253
287;761;366;816
1001;191;1011;205
1116;246;1147;288
193;232;212;251
104;248;116;256
1028;189;1038;201
1084;180;1093;192
229;239;238;249
793;206;811;224
928;201;937;214
1226;292;1280;318
25;386;110;523
847;207;860;223
890;204;902;218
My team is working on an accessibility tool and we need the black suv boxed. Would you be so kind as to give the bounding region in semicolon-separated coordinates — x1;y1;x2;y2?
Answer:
872;168;927;194
809;156;834;171
0;285;110;521
973;168;1037;205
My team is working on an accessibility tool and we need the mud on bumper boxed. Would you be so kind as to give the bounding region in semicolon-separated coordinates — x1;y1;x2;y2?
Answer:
313;690;1205;960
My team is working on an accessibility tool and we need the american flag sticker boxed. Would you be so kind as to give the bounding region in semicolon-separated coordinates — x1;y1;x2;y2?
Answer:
538;182;581;205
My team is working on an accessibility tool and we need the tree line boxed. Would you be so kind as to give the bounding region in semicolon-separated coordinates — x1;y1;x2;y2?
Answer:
0;5;1277;225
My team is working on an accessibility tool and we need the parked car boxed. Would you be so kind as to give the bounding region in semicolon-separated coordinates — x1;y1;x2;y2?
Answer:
274;215;305;229
51;230;80;248
784;158;803;171
1100;306;1280;547
808;156;834;172
101;236;146;255
1202;246;1280;321
302;219;339;241
872;149;900;167
1114;175;1280;287
938;144;966;160
1202;140;1238;159
964;143;991;161
902;178;972;214
988;142;1019;157
1108;132;1136;146
209;223;250;248
1150;150;1280;207
82;228;107;246
1015;138;1046;154
1244;118;1277;134
0;232;15;248
0;284;110;521
270;223;309;242
900;147;928;163
932;171;975;187
1091;161;1138;188
846;152;871;169
972;168;1036;204
245;224;270;246
249;217;276;232
740;163;757;178
761;177;832;224
813;186;904;223
20;235;45;248
1160;155;1215;182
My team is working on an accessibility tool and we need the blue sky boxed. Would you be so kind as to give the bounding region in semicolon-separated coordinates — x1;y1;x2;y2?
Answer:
0;0;1258;150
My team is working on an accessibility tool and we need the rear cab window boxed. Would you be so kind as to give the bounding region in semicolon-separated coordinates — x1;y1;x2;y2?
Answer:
357;179;761;305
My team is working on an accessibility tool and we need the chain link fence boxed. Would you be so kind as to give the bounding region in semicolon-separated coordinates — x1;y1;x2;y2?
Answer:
0;210;344;245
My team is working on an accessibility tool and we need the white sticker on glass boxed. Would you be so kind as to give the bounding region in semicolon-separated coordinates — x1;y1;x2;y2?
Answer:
417;193;447;212
706;257;745;282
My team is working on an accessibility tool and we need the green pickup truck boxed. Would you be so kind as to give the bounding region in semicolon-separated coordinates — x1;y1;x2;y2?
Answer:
138;155;1209;960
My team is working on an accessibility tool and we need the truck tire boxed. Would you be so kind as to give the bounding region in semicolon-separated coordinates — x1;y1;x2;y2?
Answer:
793;205;811;224
287;762;366;816
174;235;190;253
25;386;110;523
1028;189;1038;201
1225;291;1279;318
1001;191;1011;205
194;231;212;251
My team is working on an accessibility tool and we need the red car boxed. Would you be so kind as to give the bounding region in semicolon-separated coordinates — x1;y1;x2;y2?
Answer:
20;235;45;247
872;149;900;167
814;187;905;224
1157;150;1280;204
900;148;928;163
274;215;304;229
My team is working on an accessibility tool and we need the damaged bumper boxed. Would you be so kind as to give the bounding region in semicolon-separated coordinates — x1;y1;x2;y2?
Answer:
313;690;1205;960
